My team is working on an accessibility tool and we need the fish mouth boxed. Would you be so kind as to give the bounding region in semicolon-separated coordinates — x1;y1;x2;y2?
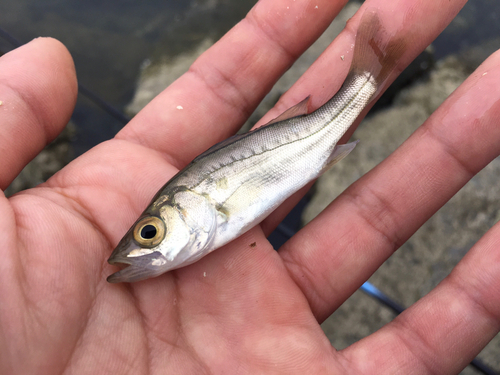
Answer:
107;236;150;283
106;251;147;283
107;252;170;283
107;262;148;283
106;258;136;283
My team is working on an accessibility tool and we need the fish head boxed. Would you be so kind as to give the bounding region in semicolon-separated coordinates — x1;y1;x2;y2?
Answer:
107;205;194;283
107;191;217;283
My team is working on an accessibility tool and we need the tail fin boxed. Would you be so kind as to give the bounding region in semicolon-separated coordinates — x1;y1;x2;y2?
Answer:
348;9;408;93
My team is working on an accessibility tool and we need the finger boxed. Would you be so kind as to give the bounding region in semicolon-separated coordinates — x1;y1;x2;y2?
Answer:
280;26;500;320
340;220;500;374
116;0;349;168
261;0;467;235
0;38;77;191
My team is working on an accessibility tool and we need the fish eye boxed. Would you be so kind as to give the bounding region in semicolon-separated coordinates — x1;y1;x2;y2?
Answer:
141;224;157;239
133;216;166;247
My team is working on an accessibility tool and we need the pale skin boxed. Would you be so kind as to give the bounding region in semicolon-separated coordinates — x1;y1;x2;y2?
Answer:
1;0;499;373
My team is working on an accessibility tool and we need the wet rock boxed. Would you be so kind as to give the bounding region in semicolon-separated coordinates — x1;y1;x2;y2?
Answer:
5;123;75;196
126;39;214;116
125;0;257;116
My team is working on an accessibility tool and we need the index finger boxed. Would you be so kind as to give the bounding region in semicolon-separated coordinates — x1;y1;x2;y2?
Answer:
116;0;349;168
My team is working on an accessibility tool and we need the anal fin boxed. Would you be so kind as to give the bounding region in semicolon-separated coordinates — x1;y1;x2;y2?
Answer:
320;140;359;174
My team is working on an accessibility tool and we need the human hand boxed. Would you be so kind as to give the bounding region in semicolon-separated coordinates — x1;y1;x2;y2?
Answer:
2;0;498;373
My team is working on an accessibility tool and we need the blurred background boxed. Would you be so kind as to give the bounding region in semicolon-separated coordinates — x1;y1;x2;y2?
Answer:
1;0;499;373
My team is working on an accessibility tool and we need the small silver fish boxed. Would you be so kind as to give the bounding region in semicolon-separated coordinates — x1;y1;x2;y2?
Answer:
107;10;405;283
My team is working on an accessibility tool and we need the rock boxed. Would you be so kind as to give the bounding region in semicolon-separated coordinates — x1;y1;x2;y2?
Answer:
126;39;214;116
5;122;75;196
126;0;257;117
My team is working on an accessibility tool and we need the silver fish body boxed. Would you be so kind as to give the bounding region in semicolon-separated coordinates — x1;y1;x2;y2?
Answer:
107;73;376;283
107;10;403;283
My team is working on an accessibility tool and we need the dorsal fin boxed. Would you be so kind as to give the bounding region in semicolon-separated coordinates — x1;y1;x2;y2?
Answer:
263;96;310;126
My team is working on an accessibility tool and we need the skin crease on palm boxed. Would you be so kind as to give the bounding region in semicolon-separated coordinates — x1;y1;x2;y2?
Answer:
2;0;500;373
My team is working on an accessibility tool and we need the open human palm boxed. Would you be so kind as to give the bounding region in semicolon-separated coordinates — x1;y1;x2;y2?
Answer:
2;0;500;374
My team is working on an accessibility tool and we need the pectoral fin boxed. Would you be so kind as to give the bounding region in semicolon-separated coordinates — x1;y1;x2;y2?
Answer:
321;140;359;174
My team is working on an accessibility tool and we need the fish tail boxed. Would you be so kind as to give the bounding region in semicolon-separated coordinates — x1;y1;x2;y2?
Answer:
348;9;408;93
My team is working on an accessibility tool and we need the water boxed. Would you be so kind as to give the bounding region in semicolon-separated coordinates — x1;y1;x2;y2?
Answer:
434;0;500;59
